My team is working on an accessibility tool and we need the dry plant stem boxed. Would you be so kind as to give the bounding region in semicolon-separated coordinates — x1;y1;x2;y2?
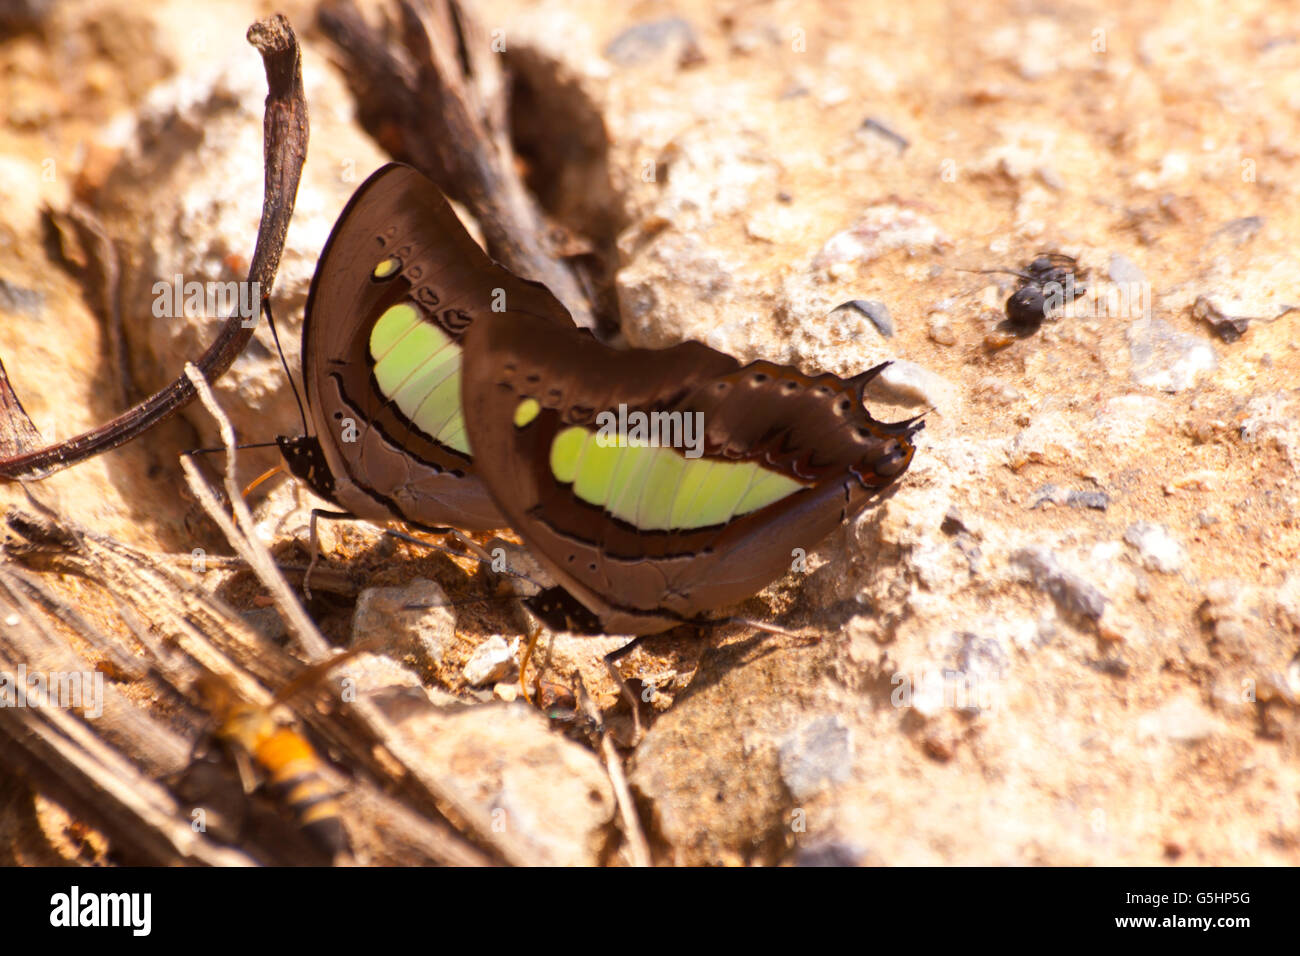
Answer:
0;570;255;865
7;492;285;735
181;363;329;661
0;13;309;480
3;501;496;866
600;731;651;868
181;364;539;867
5;562;148;681
0;357;43;456
0;697;256;867
603;654;644;745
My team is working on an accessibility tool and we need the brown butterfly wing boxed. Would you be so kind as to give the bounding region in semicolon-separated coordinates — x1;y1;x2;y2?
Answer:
461;311;919;634
299;163;574;530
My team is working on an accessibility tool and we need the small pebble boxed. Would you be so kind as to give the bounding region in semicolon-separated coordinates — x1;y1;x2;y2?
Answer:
777;716;852;799
835;299;893;338
1124;522;1187;573
604;17;702;67
1107;252;1147;286
1127;318;1217;392
1030;484;1110;511
463;635;516;687
1192;295;1251;343
1010;547;1107;623
927;312;956;345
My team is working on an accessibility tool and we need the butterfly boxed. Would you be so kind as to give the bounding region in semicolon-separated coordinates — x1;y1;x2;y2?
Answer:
279;163;922;635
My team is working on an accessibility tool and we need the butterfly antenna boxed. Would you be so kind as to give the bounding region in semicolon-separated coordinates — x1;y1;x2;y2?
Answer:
187;440;288;458
262;296;310;435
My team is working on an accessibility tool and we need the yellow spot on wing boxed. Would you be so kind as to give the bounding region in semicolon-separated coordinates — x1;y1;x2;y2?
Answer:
514;398;541;428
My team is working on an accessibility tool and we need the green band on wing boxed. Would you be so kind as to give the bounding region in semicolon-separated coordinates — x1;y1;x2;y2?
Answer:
549;426;588;483
547;426;805;529
607;444;659;520
638;447;688;530
370;303;471;454
373;257;400;279
572;432;622;504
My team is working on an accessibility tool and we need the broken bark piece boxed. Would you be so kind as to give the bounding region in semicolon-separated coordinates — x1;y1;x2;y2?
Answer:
318;0;596;328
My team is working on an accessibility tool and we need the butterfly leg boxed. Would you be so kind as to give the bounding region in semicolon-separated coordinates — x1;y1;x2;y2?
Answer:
380;527;500;570
602;638;652;746
305;508;353;599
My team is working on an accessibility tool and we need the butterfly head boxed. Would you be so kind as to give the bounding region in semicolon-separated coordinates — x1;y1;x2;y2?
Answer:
276;434;338;503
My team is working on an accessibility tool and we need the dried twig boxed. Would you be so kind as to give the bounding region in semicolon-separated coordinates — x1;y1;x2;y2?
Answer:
0;568;254;866
0;14;309;480
3;495;500;866
601;732;651;867
0;358;42;458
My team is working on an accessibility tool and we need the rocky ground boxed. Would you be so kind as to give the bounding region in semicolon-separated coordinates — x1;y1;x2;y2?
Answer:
0;0;1297;865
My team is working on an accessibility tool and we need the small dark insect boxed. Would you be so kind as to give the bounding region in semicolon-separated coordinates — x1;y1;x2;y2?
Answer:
963;252;1088;344
178;648;373;864
1003;253;1088;329
535;680;579;721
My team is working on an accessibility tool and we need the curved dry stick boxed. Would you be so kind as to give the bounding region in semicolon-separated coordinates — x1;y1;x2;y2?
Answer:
0;14;309;481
